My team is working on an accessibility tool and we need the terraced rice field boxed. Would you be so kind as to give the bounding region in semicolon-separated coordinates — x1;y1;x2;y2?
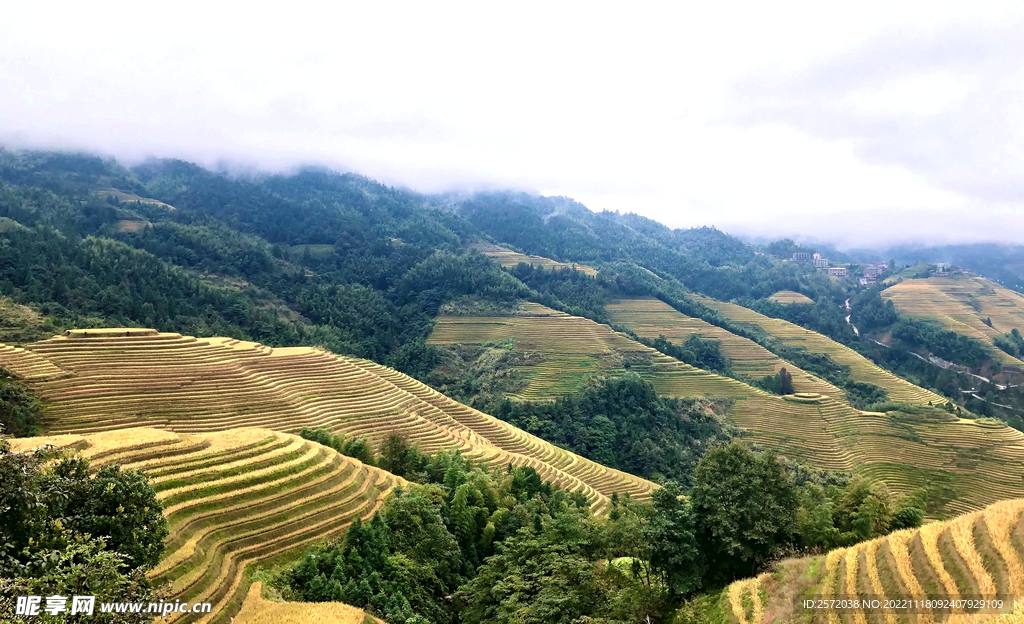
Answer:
882;277;1024;368
726;498;1024;623
95;188;177;210
116;219;151;232
469;242;598;276
10;427;400;624
7;326;1022;521
715;393;1024;516
232;581;376;622
0;329;656;512
234;582;375;624
770;290;814;304
429;302;756;400
606;298;839;396
692;294;945;405
430;302;1024;517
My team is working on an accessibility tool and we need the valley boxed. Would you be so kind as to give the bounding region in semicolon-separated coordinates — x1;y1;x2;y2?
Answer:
691;294;945;404
2;150;1024;623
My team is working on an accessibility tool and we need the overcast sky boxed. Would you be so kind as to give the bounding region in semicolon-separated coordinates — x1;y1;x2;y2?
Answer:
1;2;1022;248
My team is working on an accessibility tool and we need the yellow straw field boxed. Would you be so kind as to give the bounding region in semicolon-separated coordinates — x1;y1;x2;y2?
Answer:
430;301;756;401
429;303;1024;517
233;582;375;624
1;329;656;513
469;243;598;276
605;298;838;396
10;427;400;624
692;294;946;404
725;498;1024;624
769;290;815;304
881;276;1024;368
6;324;1023;523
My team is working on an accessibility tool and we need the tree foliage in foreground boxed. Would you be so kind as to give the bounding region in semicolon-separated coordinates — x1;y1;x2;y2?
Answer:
281;439;924;624
0;439;168;622
0;369;42;437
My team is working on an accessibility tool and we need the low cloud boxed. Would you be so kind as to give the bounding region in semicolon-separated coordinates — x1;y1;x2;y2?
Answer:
0;3;1021;248
733;25;1024;206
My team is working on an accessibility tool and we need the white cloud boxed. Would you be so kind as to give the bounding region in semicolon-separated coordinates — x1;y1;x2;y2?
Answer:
0;1;1021;247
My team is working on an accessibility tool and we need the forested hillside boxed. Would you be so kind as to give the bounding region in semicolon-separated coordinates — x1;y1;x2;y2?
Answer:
0;150;539;380
447;193;1024;428
3;148;1023;490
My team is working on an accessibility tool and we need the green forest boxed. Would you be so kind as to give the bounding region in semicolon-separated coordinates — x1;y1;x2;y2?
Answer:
277;432;924;624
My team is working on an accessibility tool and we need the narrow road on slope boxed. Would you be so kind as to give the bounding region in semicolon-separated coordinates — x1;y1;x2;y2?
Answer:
907;351;1009;390
960;390;1016;409
847;298;1012;390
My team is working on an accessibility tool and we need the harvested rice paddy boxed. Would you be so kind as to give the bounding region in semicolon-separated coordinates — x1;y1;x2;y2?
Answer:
429;301;755;401
429;302;1024;517
606;297;838;396
769;290;814;304
692;294;945;405
470;243;598;276
234;582;375;624
882;276;1024;368
11;427;400;624
726;498;1024;623
2;329;656;513
95;188;176;210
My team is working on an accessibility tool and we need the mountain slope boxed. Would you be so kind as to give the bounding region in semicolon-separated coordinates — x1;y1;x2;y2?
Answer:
470;242;598;276
429;301;755;401
605;297;838;396
427;300;1024;517
692;294;945;404
723;498;1024;624
0;328;655;511
882;276;1024;368
11;427;402;624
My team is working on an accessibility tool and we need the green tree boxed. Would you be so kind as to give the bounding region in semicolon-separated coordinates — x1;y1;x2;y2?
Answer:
794;484;841;550
832;477;894;543
66;463;169;570
690;443;798;584
299;427;376;466
0;441;167;575
778;367;794;395
460;524;622;624
0;370;42;437
646;481;703;598
377;434;427;478
0;532;158;624
0;440;167;622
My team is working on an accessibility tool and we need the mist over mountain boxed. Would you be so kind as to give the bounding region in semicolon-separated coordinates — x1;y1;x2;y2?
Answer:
2;3;1022;248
